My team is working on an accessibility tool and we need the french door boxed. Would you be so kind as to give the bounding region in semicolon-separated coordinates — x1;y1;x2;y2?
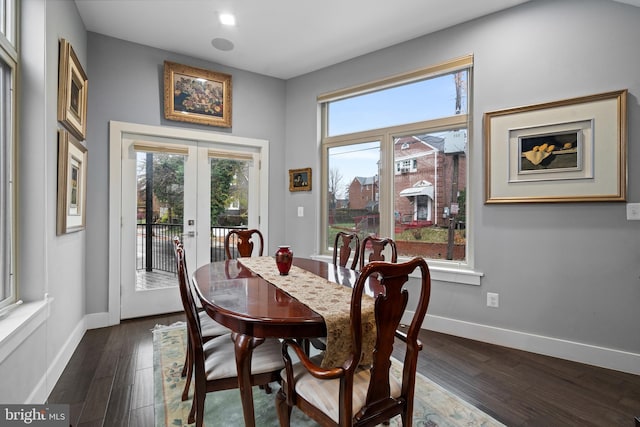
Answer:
116;128;265;319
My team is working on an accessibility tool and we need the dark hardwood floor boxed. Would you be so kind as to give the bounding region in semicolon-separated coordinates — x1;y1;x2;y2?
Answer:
47;313;640;426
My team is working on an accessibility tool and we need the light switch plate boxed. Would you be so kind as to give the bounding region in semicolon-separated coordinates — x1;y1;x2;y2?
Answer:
626;203;640;220
297;206;304;217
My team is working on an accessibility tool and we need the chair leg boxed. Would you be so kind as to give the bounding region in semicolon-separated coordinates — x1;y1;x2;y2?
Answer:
275;389;292;427
189;376;207;427
188;395;196;425
181;339;192;377
259;383;273;394
401;411;410;427
182;366;192;401
182;341;193;401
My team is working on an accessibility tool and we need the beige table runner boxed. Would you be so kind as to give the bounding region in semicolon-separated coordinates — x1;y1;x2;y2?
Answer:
238;256;376;368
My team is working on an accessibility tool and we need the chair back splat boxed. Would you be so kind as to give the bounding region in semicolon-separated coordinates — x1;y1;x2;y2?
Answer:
276;257;432;427
224;228;264;259
332;231;360;270
359;235;398;270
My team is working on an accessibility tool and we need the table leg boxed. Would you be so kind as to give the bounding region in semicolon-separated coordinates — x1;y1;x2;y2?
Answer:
234;333;256;427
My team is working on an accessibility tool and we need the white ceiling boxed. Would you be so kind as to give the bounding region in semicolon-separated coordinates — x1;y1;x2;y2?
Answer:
74;0;640;80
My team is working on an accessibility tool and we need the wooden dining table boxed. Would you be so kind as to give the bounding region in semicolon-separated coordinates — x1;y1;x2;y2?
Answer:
192;257;363;427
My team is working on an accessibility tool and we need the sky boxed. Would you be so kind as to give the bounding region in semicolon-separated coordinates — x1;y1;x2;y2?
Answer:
327;72;466;198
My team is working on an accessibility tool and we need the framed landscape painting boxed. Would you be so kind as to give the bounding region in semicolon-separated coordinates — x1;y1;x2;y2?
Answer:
163;61;232;128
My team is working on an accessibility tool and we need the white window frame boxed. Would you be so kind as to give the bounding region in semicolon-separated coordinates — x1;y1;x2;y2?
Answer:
0;0;18;314
319;56;483;285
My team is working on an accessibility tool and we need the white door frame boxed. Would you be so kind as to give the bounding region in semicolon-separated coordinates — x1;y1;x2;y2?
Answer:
108;121;269;325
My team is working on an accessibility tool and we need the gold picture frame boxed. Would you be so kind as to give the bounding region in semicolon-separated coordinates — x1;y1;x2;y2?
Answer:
484;90;627;203
57;39;88;141
57;130;88;235
289;168;312;192
163;61;232;128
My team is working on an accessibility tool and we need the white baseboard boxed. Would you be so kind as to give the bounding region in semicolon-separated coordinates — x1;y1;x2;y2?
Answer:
85;311;113;330
423;313;640;375
35;312;114;401
27;317;87;403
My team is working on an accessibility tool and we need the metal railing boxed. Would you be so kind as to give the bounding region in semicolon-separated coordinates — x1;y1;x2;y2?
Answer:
136;224;247;273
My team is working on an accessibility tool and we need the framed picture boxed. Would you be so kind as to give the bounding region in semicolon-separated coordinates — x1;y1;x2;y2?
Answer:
289;168;312;192
484;90;627;203
57;39;88;141
163;61;232;128
57;130;88;235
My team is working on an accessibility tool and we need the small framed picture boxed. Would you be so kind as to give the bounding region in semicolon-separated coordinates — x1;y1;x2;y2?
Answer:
57;39;88;141
163;61;232;128
57;130;88;235
289;168;312;192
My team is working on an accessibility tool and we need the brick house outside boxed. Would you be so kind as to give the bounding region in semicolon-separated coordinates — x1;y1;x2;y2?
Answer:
394;131;467;228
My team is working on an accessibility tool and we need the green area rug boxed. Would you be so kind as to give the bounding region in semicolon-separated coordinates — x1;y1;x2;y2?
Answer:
153;323;505;426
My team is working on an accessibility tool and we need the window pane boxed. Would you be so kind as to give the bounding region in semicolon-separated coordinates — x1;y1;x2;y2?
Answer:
0;0;16;47
326;141;380;251
136;152;184;290
0;57;13;308
327;71;467;136
393;130;467;261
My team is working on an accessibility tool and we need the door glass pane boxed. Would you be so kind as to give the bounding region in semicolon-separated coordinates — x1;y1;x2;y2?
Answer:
393;129;466;261
136;151;185;290
326;141;380;253
210;157;250;261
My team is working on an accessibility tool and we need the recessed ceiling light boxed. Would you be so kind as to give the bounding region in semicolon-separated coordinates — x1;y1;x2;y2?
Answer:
219;13;236;26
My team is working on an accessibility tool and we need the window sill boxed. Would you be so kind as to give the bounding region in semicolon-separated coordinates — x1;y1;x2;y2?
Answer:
0;300;49;364
310;254;483;286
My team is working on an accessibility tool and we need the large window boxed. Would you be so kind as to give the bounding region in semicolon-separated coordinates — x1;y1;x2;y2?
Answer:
0;0;17;313
321;56;471;266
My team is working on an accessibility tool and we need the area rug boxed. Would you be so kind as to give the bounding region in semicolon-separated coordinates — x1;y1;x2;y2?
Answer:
153;323;505;426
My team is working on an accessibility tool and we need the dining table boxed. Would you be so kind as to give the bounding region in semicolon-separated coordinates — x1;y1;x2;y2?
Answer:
191;257;376;427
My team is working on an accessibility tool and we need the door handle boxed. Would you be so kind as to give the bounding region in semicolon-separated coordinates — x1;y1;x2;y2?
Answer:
187;231;195;237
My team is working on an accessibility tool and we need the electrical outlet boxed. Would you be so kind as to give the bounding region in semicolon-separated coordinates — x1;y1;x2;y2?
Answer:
487;292;499;308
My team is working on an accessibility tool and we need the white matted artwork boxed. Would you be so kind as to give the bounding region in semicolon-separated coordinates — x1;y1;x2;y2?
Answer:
509;119;592;182
484;90;627;203
57;129;88;234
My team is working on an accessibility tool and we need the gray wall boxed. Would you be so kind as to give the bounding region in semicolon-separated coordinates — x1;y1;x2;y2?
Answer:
3;0;640;404
84;33;287;313
283;0;640;358
1;0;88;403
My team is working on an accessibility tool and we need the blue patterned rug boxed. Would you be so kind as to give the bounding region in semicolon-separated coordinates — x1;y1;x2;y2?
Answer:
153;323;505;426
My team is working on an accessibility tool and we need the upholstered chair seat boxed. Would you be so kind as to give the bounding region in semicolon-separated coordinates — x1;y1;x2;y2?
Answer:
202;334;284;381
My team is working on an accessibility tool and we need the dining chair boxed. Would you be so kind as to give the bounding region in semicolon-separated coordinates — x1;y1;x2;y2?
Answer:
359;235;398;270
276;257;431;427
332;231;360;270
173;237;230;401
309;231;361;353
224;228;264;259
175;245;285;426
